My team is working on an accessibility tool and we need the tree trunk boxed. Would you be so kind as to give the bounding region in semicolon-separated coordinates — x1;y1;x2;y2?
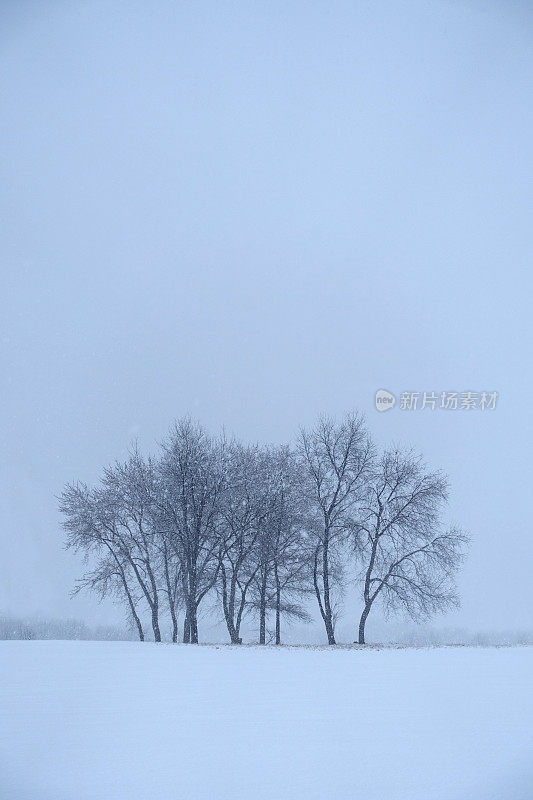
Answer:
183;612;190;643
259;569;267;644
223;604;238;643
126;600;144;641
151;604;161;642
358;603;371;645
313;543;335;645
163;550;178;643
234;586;249;644
275;564;281;645
221;563;240;643
108;548;144;641
322;530;336;645
133;614;144;641
119;569;144;641
324;616;335;645
189;604;199;644
359;529;379;645
170;611;178;644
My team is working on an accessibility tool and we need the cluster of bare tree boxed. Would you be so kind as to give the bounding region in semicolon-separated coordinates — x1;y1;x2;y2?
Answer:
60;414;468;645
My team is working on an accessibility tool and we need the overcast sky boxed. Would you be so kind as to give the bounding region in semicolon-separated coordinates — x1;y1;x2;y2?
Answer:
1;1;532;638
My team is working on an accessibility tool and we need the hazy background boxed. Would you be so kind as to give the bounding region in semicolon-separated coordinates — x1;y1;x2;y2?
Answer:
1;0;532;641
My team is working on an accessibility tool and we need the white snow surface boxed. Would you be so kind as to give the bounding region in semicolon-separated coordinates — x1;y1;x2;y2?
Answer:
1;641;532;800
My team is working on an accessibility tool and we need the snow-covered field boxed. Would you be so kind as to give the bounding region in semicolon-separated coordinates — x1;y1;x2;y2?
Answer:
1;642;532;800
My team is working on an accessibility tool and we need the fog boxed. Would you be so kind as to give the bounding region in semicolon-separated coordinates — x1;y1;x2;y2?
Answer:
1;1;532;639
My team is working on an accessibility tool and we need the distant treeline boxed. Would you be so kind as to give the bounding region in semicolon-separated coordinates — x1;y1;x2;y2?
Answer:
60;413;468;646
2;613;531;647
379;625;533;647
0;613;134;641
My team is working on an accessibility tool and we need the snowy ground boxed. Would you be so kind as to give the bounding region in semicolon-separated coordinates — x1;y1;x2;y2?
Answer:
1;642;532;800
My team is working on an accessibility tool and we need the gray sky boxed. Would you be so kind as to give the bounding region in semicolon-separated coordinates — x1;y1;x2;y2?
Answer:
1;1;532;636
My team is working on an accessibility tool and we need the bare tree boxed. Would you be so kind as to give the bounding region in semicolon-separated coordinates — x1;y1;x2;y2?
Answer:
62;415;468;648
267;447;311;645
72;554;145;641
60;448;164;642
248;446;312;644
101;451;163;641
157;534;182;643
157;418;225;644
216;442;268;643
299;413;374;644
354;447;468;644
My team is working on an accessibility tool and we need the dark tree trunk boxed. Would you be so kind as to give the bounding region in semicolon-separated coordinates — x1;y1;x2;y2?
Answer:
234;572;256;644
170;612;178;644
188;604;199;644
163;550;178;643
127;556;161;641
275;564;281;645
126;597;144;641
313;544;335;644
190;618;198;644
221;563;241;643
133;614;144;641
118;566;144;641
358;603;371;645
324;617;335;645
223;604;238;643
107;546;144;641
183;612;190;643
322;535;335;645
151;604;161;642
234;584;250;644
359;529;379;645
259;569;268;644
